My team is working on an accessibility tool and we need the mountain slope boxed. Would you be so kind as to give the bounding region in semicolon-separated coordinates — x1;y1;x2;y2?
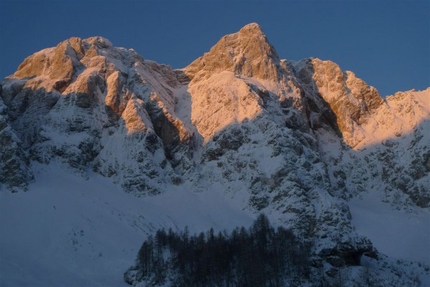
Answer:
0;93;33;192
0;23;429;286
1;36;194;195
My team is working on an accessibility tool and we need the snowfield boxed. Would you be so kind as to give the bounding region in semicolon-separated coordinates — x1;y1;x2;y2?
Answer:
350;192;430;266
0;163;254;286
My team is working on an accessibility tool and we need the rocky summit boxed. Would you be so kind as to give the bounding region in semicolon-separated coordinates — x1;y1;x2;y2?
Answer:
1;23;429;286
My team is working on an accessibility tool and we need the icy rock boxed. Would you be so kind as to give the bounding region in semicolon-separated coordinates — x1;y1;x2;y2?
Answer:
1;36;196;195
0;93;33;191
425;152;430;172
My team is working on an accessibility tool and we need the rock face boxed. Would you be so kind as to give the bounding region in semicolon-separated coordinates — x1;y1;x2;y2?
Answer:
1;36;193;195
0;88;33;192
185;23;281;82
294;58;385;147
1;23;429;283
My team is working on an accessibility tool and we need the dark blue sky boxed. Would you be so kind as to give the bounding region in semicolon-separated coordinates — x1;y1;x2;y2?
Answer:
1;0;429;96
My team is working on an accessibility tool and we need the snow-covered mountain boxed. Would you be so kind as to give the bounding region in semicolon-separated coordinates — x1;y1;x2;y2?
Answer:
0;23;429;286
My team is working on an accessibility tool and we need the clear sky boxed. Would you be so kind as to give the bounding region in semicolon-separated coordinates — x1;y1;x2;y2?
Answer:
0;0;429;97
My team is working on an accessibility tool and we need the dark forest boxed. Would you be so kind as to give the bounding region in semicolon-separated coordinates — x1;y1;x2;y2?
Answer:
124;214;311;287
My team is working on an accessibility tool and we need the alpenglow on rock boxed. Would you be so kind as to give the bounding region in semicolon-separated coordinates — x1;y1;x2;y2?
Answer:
1;22;429;286
185;23;281;82
1;36;194;195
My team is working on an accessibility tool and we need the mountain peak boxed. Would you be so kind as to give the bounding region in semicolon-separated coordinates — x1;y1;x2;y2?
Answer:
185;23;280;81
237;22;264;35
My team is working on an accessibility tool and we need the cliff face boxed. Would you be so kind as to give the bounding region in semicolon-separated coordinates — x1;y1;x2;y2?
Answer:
1;22;429;286
1;36;194;194
185;23;281;82
0;89;33;192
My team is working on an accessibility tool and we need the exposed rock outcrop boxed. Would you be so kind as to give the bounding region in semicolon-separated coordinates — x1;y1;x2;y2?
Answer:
1;36;194;195
185;23;281;82
0;89;33;192
293;58;385;147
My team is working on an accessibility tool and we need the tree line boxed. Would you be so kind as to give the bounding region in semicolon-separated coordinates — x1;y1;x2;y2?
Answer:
124;214;311;287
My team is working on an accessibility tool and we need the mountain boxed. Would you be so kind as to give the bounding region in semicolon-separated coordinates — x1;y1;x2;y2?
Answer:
0;23;429;286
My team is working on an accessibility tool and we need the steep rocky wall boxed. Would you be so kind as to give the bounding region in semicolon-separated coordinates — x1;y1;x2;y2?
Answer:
0;88;33;192
1;36;193;195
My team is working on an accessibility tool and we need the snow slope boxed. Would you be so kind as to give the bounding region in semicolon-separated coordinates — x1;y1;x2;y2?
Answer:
350;193;430;265
2;162;428;287
0;163;254;286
